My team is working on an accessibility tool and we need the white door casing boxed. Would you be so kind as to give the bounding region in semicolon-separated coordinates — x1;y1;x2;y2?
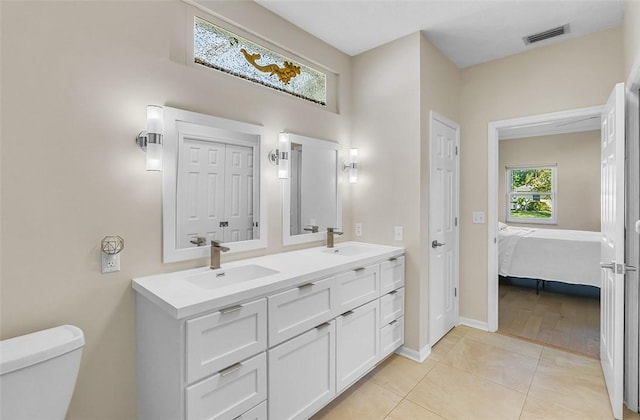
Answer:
600;82;626;420
429;111;460;345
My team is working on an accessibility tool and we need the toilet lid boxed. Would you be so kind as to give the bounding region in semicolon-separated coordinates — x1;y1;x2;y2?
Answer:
0;325;85;375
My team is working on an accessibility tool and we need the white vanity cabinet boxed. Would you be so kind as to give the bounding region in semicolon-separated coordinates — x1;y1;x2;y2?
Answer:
336;299;380;392
268;321;336;419
134;243;404;420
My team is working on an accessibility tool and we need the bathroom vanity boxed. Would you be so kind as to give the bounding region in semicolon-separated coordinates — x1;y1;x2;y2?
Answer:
133;242;405;420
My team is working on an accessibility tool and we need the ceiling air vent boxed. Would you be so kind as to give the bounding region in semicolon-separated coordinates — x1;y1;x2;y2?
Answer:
523;24;569;45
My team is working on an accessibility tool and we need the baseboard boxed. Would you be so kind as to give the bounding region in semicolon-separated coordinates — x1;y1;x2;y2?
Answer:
459;317;489;331
395;344;431;363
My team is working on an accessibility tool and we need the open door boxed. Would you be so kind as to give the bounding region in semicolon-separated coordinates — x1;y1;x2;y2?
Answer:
600;82;626;419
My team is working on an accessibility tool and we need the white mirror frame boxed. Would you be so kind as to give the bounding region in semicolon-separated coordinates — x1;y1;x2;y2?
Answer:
282;133;342;246
162;106;267;262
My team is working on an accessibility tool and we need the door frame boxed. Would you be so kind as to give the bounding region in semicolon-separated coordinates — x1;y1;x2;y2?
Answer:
486;105;603;331
428;111;461;343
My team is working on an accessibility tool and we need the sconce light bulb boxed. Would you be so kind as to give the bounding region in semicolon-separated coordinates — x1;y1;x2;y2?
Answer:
349;148;358;164
147;105;164;135
146;142;163;171
278;132;290;179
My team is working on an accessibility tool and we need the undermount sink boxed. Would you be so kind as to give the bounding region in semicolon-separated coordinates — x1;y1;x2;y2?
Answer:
322;245;373;257
186;264;280;289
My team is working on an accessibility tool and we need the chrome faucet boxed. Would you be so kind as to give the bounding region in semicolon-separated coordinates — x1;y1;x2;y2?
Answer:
326;227;343;248
210;240;230;270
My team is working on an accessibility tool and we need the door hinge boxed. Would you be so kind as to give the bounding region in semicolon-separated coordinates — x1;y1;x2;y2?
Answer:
455;146;459;155
454;287;457;297
454;217;458;227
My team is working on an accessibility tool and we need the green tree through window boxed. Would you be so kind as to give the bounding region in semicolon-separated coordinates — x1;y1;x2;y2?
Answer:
507;166;556;223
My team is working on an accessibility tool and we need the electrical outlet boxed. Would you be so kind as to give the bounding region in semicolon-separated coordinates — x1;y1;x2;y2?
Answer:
355;223;362;237
101;253;120;274
394;226;403;241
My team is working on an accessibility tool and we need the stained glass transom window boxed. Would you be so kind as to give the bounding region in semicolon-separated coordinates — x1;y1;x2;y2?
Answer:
194;17;327;106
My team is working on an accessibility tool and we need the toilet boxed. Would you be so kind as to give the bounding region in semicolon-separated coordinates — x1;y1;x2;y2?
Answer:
0;325;85;420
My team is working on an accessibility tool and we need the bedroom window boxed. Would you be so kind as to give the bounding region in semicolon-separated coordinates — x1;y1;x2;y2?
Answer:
506;165;557;224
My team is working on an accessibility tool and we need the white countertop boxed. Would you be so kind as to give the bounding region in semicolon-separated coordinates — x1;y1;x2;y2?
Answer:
132;241;405;319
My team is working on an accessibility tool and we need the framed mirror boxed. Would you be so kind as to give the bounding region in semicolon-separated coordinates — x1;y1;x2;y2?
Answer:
282;133;342;246
162;106;266;262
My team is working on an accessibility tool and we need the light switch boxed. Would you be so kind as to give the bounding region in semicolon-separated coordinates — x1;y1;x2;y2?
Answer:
472;211;485;224
394;226;403;241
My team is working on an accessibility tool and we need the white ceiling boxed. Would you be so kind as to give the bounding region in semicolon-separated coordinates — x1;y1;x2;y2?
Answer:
255;0;624;68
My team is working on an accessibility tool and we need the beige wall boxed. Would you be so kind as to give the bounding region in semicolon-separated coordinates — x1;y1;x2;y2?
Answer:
351;33;422;350
350;32;460;353
624;0;640;80
459;27;623;323
0;2;351;419
498;131;601;231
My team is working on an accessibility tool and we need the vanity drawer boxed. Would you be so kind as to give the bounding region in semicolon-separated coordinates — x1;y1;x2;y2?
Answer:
380;256;405;295
185;352;266;420
380;287;405;326
268;277;336;346
186;298;267;384
335;264;380;313
235;401;267;420
380;316;404;359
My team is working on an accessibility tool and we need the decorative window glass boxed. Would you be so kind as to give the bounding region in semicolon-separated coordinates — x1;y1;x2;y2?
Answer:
194;17;327;106
506;165;557;224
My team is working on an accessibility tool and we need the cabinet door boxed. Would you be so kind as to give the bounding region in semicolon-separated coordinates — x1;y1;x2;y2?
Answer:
185;352;266;420
335;264;379;313
380;316;404;359
336;300;380;392
268;321;336;420
380;256;405;295
380;287;405;326
186;298;267;383
268;277;335;346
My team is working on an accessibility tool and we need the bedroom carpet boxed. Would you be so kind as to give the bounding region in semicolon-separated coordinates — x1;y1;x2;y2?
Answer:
498;283;600;358
311;326;639;419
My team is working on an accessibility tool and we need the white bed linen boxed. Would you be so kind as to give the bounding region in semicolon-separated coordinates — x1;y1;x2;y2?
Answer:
498;226;601;288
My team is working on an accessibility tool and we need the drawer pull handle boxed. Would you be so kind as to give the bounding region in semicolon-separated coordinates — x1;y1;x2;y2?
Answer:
389;257;397;262
389;290;398;295
298;282;314;289
220;305;242;314
342;310;355;317
389;320;398;325
316;322;331;330
219;362;242;376
354;267;366;272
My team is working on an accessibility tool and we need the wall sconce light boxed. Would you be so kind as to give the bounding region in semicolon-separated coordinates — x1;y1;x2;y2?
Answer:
343;148;358;183
135;105;164;171
268;132;290;179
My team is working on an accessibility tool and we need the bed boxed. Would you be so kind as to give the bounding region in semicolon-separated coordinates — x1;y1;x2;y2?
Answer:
498;224;602;291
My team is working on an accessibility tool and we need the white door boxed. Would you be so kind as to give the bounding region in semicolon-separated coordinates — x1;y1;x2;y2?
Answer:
600;82;626;420
178;137;225;248
429;111;460;345
224;144;254;242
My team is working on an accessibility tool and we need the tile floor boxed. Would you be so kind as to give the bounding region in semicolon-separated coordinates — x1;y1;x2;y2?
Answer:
311;325;640;420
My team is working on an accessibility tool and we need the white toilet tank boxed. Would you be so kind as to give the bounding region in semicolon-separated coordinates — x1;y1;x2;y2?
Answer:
0;325;85;420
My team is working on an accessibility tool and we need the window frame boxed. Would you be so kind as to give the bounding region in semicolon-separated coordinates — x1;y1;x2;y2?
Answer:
505;164;558;225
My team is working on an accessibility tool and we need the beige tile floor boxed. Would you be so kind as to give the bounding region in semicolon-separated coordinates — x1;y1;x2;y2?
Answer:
311;326;640;420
